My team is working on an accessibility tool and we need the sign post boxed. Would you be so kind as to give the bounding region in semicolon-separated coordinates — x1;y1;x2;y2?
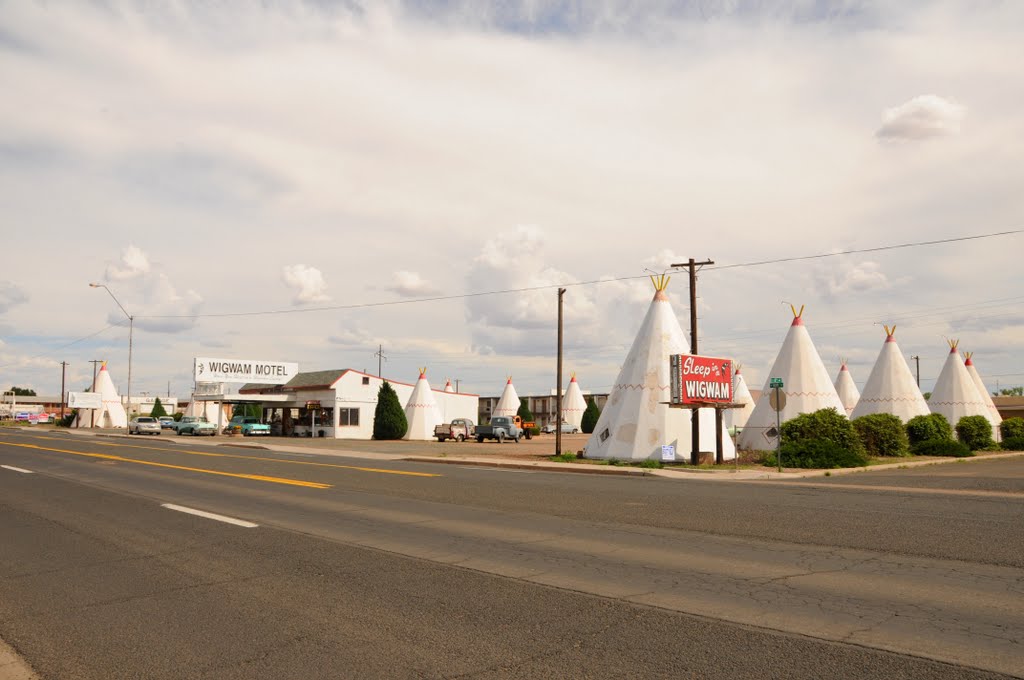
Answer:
769;377;784;472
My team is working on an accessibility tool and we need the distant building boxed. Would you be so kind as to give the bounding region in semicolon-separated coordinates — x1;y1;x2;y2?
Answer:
478;391;608;427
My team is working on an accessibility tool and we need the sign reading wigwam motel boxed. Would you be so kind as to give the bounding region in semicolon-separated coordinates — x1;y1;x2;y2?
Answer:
670;354;733;406
194;357;298;385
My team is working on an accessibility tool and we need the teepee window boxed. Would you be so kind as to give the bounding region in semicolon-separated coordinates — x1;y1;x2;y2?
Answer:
599;428;610;442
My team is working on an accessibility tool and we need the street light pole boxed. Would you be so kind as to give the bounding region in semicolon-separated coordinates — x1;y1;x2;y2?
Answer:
90;283;133;421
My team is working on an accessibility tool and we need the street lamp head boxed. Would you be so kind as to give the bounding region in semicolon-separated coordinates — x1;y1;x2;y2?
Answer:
89;282;100;288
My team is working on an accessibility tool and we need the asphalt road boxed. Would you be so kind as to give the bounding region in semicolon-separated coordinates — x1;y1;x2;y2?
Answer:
1;428;1022;679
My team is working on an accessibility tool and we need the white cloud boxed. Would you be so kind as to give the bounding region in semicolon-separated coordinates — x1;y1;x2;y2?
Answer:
813;260;891;300
876;95;966;142
387;271;441;297
104;245;151;281
282;264;330;304
0;282;29;314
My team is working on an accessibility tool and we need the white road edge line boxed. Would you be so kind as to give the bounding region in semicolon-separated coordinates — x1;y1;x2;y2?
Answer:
160;503;258;528
1;465;34;474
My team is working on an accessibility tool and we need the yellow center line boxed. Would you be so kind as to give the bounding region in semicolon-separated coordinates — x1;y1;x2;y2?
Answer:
1;431;441;478
1;441;331;489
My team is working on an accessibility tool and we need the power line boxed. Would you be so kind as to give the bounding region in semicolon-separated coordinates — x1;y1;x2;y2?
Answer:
0;324;119;370
135;228;1023;320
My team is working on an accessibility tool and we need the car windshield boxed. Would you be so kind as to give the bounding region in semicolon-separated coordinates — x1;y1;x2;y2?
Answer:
137;417;155;422
243;418;259;424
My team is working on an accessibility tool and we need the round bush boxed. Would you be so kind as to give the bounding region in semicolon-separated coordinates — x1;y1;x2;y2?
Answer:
781;408;862;451
912;439;973;457
955;415;995;451
853;413;910;457
1000;417;1024;441
765;439;870;469
905;413;953;446
372;381;407;440
1001;436;1024;451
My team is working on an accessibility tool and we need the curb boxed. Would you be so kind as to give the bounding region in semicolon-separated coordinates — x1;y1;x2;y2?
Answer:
0;638;38;680
401;456;651;476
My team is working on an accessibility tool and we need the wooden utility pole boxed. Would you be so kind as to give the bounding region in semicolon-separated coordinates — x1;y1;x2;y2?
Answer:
672;258;714;465
374;345;387;378
60;361;68;420
556;288;566;456
911;355;921;386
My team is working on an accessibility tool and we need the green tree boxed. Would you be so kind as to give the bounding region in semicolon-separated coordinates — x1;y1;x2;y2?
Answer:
232;403;262;419
517;398;534;422
7;386;36;396
581;397;601;434
373;381;407;440
998;386;1024;396
149;397;168;418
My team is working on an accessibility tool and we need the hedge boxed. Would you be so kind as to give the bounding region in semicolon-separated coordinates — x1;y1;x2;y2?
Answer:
764;439;869;469
911;439;973;457
1000;417;1024;441
905;413;953;446
853;413;909;457
955;415;995;451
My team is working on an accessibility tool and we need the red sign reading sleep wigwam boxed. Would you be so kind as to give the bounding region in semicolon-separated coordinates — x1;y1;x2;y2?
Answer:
669;354;733;406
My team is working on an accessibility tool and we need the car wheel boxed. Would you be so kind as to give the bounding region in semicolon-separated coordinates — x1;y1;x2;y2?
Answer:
476;436;484;443
456;434;465;443
177;430;182;436
497;433;505;444
573;428;579;434
514;435;520;443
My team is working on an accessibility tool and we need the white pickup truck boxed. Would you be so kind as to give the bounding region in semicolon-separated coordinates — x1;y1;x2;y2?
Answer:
434;418;476;442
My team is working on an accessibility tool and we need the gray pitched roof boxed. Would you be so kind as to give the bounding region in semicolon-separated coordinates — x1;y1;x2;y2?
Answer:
240;369;350;393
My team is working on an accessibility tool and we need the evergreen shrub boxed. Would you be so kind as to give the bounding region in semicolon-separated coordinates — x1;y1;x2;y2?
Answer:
911;439;973;457
373;381;407;440
1000;417;1024;441
764;440;869;469
1000;436;1024;451
853;413;909;457
581;397;601;434
150;397;168;418
955;415;995;451
517;398;535;422
905;413;953;446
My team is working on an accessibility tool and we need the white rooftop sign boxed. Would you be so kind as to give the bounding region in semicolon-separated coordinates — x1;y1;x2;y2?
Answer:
194;357;298;385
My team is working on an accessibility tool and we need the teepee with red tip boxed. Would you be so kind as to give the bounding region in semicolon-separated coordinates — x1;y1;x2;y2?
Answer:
737;305;846;451
443;378;455;393
73;361;128;428
584;275;735;461
851;326;929;423
492;377;520;419
963;352;1002;440
562;373;587;429
834;359;860;417
403;368;443;440
726;363;753;431
927;340;989;430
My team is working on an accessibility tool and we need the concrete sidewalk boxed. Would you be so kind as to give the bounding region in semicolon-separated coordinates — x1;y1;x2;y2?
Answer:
33;426;1024;480
0;639;38;680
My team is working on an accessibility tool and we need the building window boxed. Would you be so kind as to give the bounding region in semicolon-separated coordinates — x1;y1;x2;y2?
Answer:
339;408;360;426
362;376;370;385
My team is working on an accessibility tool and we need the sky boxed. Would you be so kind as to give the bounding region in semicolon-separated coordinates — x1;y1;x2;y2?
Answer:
1;0;1023;402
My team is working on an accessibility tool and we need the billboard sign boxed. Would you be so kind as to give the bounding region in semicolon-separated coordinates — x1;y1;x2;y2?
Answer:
194;358;298;385
68;391;103;409
670;354;733;406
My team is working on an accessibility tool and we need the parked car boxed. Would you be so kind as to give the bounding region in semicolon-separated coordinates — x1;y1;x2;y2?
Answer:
175;416;217;436
475;416;523;443
230;416;271;436
158;416;176;430
542;421;580;434
128;416;161;435
434;418;476;442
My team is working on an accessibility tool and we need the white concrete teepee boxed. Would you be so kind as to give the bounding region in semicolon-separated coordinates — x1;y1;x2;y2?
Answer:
73;362;128;428
737;306;846;451
443;379;455;393
726;364;754;432
964;352;1002;441
562;373;587;429
834;359;860;417
584;275;735;462
850;326;929;423
404;368;443;440
927;340;990;431
492;377;520;419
